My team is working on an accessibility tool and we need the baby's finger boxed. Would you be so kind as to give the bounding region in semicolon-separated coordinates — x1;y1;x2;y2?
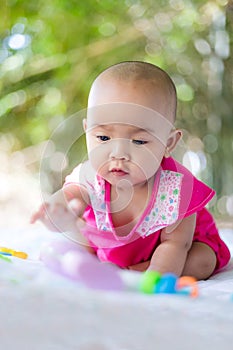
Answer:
30;203;49;223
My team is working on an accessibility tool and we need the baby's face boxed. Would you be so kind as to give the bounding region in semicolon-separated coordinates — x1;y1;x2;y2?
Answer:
84;78;174;187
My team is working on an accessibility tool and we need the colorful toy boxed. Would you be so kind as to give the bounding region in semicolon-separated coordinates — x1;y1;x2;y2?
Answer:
40;239;198;297
0;253;12;263
139;270;161;294
40;240;124;291
0;247;28;259
176;276;199;298
139;270;198;297
154;273;178;294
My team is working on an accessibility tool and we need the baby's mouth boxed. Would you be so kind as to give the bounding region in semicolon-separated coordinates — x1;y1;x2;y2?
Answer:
110;168;129;176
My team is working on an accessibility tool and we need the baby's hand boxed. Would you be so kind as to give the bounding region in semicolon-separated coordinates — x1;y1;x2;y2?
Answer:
30;189;66;224
30;189;82;232
30;186;91;249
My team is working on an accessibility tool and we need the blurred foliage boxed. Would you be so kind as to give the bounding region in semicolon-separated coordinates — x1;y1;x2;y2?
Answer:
0;0;233;218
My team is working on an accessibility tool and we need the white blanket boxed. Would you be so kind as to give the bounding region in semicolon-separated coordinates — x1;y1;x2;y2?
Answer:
1;225;233;350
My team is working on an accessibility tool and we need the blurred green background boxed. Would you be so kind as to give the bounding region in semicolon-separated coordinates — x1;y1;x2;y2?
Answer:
0;0;233;223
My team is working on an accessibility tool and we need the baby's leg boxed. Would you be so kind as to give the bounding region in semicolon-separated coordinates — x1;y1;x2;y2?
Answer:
182;242;217;280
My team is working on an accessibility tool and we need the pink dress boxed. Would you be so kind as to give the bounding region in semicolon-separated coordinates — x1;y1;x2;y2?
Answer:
65;157;230;273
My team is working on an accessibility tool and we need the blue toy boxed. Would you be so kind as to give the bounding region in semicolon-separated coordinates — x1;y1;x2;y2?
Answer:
154;273;177;294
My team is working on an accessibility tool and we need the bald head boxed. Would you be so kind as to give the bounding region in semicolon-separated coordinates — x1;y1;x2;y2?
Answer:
88;61;177;123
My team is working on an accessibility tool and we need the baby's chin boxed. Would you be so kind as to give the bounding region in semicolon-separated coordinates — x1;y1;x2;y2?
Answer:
105;175;152;190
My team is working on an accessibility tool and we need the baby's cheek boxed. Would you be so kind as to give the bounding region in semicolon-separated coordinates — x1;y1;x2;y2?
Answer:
90;159;109;179
88;146;107;169
135;149;162;174
144;163;160;179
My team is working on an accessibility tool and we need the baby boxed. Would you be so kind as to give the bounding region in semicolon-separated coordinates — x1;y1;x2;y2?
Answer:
31;61;230;280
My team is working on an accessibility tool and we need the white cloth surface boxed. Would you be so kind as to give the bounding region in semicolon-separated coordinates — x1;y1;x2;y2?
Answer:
0;225;233;350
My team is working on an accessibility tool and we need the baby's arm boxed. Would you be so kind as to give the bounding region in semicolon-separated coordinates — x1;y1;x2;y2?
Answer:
128;214;196;276
148;213;196;276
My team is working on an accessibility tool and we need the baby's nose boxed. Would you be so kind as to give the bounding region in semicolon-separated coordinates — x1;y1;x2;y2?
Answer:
110;139;130;160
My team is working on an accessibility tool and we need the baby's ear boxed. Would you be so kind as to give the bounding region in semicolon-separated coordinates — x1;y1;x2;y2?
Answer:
82;119;87;131
165;129;182;156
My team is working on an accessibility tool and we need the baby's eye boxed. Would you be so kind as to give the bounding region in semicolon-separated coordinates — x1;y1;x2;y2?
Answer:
132;139;148;145
96;135;110;142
